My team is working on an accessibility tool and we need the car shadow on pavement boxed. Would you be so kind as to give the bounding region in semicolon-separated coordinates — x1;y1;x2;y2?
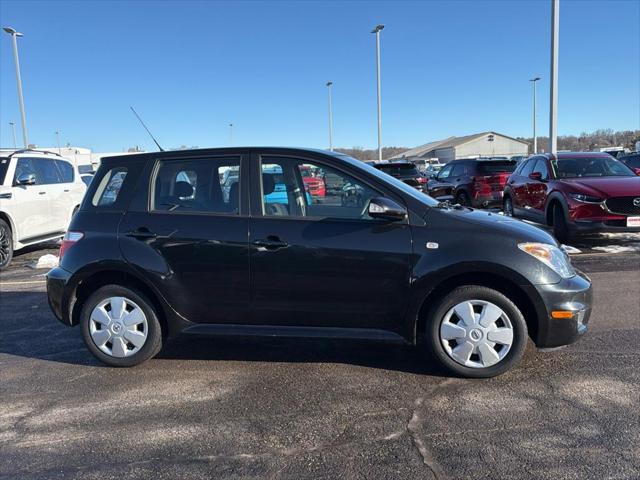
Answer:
0;290;449;376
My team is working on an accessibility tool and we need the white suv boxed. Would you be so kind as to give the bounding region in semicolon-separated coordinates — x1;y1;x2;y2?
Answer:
0;150;87;270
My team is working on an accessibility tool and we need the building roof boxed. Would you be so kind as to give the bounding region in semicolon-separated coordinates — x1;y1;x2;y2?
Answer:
390;131;529;159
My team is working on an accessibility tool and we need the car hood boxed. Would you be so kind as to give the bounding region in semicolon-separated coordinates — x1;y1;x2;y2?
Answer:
441;208;557;245
560;176;640;197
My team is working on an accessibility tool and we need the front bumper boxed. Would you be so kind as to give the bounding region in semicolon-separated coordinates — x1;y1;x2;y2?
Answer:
46;266;74;326
570;219;640;234
524;273;592;348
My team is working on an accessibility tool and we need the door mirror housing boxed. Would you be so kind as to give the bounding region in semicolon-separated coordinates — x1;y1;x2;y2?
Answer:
368;197;407;221
16;173;36;185
633;167;640;176
528;172;544;181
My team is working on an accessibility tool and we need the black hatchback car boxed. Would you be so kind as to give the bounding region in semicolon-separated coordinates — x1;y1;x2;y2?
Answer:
47;148;592;377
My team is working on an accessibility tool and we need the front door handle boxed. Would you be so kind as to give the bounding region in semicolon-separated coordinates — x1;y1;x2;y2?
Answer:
252;236;288;251
38;191;46;195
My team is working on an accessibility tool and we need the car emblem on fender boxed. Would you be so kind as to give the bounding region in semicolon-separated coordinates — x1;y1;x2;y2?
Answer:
633;198;640;207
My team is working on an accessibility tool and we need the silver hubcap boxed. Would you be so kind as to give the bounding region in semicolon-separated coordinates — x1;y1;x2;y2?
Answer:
89;297;148;358
440;300;514;369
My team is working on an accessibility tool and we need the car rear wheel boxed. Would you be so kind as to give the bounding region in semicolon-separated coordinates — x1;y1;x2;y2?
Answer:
0;219;13;271
552;203;570;244
80;285;163;367
425;286;528;378
503;196;514;217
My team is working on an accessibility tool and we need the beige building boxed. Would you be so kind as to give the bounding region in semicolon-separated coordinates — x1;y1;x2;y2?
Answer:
390;131;529;162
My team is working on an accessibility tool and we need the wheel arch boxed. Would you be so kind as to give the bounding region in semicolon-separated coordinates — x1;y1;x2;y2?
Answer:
413;268;540;347
68;265;181;338
545;192;568;226
0;210;17;244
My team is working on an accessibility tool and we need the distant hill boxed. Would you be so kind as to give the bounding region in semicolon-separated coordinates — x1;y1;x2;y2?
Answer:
334;147;409;161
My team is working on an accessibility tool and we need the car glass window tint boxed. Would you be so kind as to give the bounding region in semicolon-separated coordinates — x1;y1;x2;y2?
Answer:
0;158;9;184
519;159;536;177
92;167;128;206
33;158;62;184
14;158;39;184
152;157;240;214
55;160;74;182
532;159;549;179
450;163;466;177
438;164;453;179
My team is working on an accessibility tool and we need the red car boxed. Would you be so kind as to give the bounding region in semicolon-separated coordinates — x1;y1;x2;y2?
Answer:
503;152;640;242
300;166;326;197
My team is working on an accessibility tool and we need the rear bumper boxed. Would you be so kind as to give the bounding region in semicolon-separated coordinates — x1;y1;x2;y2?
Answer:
525;273;592;348
473;191;504;208
46;266;74;326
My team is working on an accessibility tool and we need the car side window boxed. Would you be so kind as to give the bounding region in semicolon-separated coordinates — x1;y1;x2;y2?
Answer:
260;157;381;220
532;159;549;180
437;164;453;179
55;160;74;183
152;157;240;214
519;159;536;177
450;163;466;177
92;167;128;206
14;158;39;184
33;158;63;184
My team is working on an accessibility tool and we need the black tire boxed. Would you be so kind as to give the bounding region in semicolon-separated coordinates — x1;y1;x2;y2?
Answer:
552;203;570;244
424;285;528;378
456;191;470;207
503;196;514;217
80;285;163;367
0;218;13;271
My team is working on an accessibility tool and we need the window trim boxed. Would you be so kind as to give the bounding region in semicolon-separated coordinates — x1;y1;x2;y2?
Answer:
255;153;406;223
148;154;244;217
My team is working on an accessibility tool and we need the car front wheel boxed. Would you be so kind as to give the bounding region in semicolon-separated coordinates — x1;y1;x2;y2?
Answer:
425;286;528;378
0;219;13;271
80;285;163;367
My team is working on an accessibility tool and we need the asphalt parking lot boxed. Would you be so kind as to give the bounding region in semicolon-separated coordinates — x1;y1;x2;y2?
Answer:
1;242;639;480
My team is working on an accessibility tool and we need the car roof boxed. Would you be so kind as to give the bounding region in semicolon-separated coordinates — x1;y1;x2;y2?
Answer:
541;151;613;160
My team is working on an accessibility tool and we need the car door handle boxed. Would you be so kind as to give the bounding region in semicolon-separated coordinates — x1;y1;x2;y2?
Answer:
64;189;70;192
125;228;158;240
38;191;46;195
252;236;288;250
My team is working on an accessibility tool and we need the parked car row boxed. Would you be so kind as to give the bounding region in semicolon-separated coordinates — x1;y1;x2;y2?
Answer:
374;153;640;243
0;149;87;270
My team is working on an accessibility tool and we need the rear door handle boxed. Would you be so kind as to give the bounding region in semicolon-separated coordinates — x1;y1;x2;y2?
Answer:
38;191;46;195
252;236;288;251
125;228;158;240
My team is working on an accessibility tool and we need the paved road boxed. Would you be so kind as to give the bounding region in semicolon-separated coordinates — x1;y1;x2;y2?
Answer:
1;246;639;479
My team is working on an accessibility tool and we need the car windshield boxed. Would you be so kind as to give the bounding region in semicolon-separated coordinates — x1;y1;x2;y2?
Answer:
477;161;517;174
0;157;8;184
335;154;440;207
551;156;635;178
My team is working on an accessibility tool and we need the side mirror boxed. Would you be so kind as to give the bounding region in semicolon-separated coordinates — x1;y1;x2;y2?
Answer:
17;173;36;185
528;172;543;181
633;167;640;176
368;197;407;221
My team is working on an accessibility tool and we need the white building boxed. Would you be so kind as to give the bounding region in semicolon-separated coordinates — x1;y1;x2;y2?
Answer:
390;131;529;162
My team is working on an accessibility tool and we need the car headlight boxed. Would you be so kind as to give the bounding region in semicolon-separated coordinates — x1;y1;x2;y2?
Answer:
568;192;603;203
518;243;576;279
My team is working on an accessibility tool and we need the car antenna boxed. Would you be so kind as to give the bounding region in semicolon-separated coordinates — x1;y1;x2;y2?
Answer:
129;106;164;152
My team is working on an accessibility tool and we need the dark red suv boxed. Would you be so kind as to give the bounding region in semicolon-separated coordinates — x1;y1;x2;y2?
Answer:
503;152;640;242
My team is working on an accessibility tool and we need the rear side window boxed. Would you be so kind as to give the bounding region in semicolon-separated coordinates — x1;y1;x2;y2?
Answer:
0;158;8;184
622;154;640;169
55;160;74;182
476;161;517;174
152;156;241;214
92;167;128;206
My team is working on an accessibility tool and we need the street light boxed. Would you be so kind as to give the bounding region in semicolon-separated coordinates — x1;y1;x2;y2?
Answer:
229;123;234;146
549;0;559;155
371;24;384;161
55;130;61;155
3;27;28;148
326;81;334;151
8;122;17;149
530;77;541;154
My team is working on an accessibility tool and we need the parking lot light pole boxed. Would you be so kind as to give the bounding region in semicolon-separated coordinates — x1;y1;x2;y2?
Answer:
326;81;334;151
372;24;384;161
530;77;541;154
229;123;234;146
549;0;559;155
9;122;17;149
3;27;28;148
55;130;61;155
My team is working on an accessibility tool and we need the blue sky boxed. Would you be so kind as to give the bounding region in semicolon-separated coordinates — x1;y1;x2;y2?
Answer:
0;0;638;152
